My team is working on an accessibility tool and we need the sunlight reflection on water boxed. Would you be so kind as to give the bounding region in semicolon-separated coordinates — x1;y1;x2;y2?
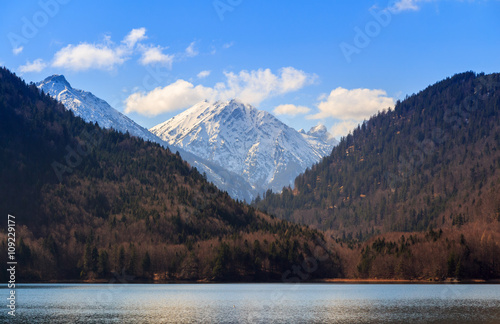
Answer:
2;284;500;323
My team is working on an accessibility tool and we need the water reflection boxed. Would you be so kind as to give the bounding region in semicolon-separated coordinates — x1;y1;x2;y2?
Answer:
1;284;499;323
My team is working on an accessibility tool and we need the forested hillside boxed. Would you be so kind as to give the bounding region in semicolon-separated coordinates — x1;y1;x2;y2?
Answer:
257;72;500;237
0;67;340;282
1;68;499;282
255;72;500;280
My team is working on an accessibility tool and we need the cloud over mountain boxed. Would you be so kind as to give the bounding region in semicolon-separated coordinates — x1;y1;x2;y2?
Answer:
125;67;316;116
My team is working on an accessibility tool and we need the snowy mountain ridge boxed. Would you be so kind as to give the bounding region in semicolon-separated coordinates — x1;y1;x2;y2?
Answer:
150;99;338;195
36;75;257;201
37;75;337;201
37;75;162;144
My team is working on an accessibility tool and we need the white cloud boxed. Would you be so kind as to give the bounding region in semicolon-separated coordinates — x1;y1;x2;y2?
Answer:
273;104;311;116
390;0;420;12
197;70;211;78
19;59;47;73
139;45;174;66
223;42;234;49
329;120;361;138
279;67;313;93
185;41;199;57
308;87;394;120
52;43;127;71
389;0;449;12
217;67;316;104
385;0;489;13
50;27;159;71
13;46;23;55
125;67;315;116
122;27;147;48
125;79;215;116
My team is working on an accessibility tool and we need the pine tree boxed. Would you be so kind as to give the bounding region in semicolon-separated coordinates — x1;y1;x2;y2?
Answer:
142;252;151;274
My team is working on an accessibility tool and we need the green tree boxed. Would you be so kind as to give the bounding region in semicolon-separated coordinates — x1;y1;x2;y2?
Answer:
118;246;126;271
83;242;92;273
142;252;151;274
98;250;109;277
128;247;137;275
91;247;99;272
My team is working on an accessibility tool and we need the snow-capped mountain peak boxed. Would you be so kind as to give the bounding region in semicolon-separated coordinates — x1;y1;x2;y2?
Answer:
36;75;161;144
151;100;338;194
38;74;71;89
36;76;258;201
308;124;327;136
37;76;337;201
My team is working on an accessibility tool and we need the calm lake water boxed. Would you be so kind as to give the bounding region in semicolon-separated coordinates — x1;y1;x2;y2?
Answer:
2;283;499;323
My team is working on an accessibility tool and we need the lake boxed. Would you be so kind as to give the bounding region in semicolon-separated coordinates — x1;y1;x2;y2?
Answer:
2;284;499;323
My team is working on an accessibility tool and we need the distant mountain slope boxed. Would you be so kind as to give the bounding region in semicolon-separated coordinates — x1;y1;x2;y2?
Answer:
0;67;340;282
37;78;337;202
36;75;259;201
151;99;338;196
256;72;500;237
37;75;163;144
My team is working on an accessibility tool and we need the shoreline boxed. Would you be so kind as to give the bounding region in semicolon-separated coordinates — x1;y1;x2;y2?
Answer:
7;278;500;285
314;278;500;284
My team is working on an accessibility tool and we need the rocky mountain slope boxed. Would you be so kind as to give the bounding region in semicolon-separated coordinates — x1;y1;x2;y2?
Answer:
151;99;338;197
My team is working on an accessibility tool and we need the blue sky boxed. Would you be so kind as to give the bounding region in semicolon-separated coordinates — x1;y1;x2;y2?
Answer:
2;0;499;137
